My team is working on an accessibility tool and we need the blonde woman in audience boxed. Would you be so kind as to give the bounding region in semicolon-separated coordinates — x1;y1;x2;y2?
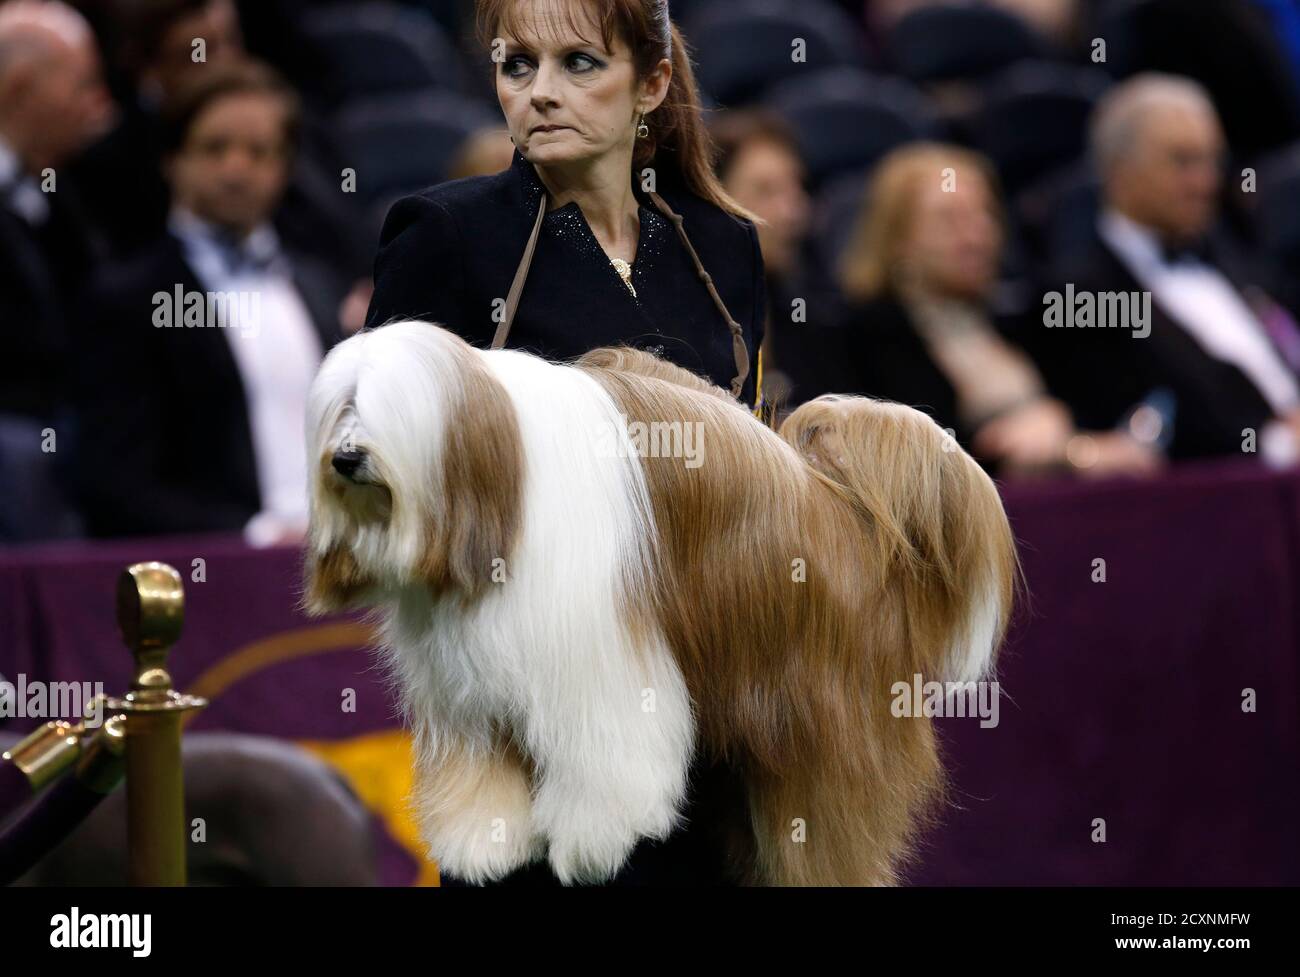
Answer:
834;142;1161;477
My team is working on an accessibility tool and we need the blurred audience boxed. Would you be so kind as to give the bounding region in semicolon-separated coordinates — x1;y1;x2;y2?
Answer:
830;142;1161;477
0;0;112;541
2;0;1299;544
1031;74;1300;465
69;0;244;257
72;60;346;542
69;0;367;281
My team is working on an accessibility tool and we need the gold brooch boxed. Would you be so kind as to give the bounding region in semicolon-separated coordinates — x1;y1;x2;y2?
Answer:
610;257;637;299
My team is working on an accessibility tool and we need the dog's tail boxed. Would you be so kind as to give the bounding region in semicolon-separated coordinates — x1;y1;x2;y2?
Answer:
779;394;1018;686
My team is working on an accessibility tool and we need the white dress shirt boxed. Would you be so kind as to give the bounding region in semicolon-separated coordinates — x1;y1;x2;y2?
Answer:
1098;210;1300;465
169;207;324;544
0;134;50;226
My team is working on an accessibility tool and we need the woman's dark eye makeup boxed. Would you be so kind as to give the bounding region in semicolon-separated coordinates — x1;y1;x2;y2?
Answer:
501;49;606;77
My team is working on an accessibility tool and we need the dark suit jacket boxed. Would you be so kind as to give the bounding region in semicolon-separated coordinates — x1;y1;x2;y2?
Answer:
1024;228;1280;460
759;256;852;410
365;147;766;407
72;232;346;537
822;295;973;445
0;188;99;419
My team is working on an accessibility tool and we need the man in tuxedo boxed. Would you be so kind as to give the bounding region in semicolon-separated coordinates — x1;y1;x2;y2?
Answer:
0;1;113;540
70;0;367;280
74;59;346;542
1032;73;1300;465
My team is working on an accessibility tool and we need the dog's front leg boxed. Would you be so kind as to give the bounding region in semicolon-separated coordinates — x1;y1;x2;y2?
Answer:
410;726;543;884
527;647;694;885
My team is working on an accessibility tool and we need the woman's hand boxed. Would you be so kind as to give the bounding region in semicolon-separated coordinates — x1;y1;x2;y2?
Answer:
1065;431;1165;479
973;397;1074;471
975;398;1165;479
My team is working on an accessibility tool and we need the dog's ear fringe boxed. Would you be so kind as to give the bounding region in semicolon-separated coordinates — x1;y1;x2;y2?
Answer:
415;344;526;602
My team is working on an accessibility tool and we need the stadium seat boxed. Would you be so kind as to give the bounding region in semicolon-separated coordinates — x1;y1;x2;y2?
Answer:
972;62;1111;196
336;90;501;205
1258;143;1300;260
683;0;868;107
1257;142;1300;314
887;3;1049;84
809;165;872;274
302;2;467;104
397;0;467;39
769;67;942;188
1014;160;1102;273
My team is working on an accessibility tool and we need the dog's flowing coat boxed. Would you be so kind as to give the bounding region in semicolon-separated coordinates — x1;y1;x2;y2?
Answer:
305;321;1018;885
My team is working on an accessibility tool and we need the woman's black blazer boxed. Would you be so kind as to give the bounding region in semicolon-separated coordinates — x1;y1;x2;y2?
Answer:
364;147;766;406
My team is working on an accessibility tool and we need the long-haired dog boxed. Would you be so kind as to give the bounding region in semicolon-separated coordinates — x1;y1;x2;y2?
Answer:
304;321;1018;886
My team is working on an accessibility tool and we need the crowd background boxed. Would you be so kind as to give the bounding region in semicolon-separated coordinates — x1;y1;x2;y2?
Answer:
5;0;1300;544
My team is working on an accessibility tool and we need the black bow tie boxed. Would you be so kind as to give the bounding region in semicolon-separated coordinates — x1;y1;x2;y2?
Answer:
210;227;281;275
1159;237;1213;266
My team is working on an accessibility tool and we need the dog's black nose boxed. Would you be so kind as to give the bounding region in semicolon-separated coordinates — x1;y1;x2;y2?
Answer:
332;449;365;479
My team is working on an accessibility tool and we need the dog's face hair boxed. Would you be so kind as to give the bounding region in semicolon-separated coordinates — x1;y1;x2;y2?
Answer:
303;323;524;613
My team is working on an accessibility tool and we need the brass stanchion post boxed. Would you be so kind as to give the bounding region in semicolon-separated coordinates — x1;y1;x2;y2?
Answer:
105;562;206;885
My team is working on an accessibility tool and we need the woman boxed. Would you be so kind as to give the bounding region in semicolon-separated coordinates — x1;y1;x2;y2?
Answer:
364;0;766;885
364;0;766;409
833;143;1162;477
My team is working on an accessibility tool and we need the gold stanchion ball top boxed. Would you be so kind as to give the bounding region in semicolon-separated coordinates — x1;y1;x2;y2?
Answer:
116;562;184;657
116;562;185;703
109;562;206;713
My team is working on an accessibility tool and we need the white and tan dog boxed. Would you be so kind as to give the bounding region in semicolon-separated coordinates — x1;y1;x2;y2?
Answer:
304;321;1018;886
